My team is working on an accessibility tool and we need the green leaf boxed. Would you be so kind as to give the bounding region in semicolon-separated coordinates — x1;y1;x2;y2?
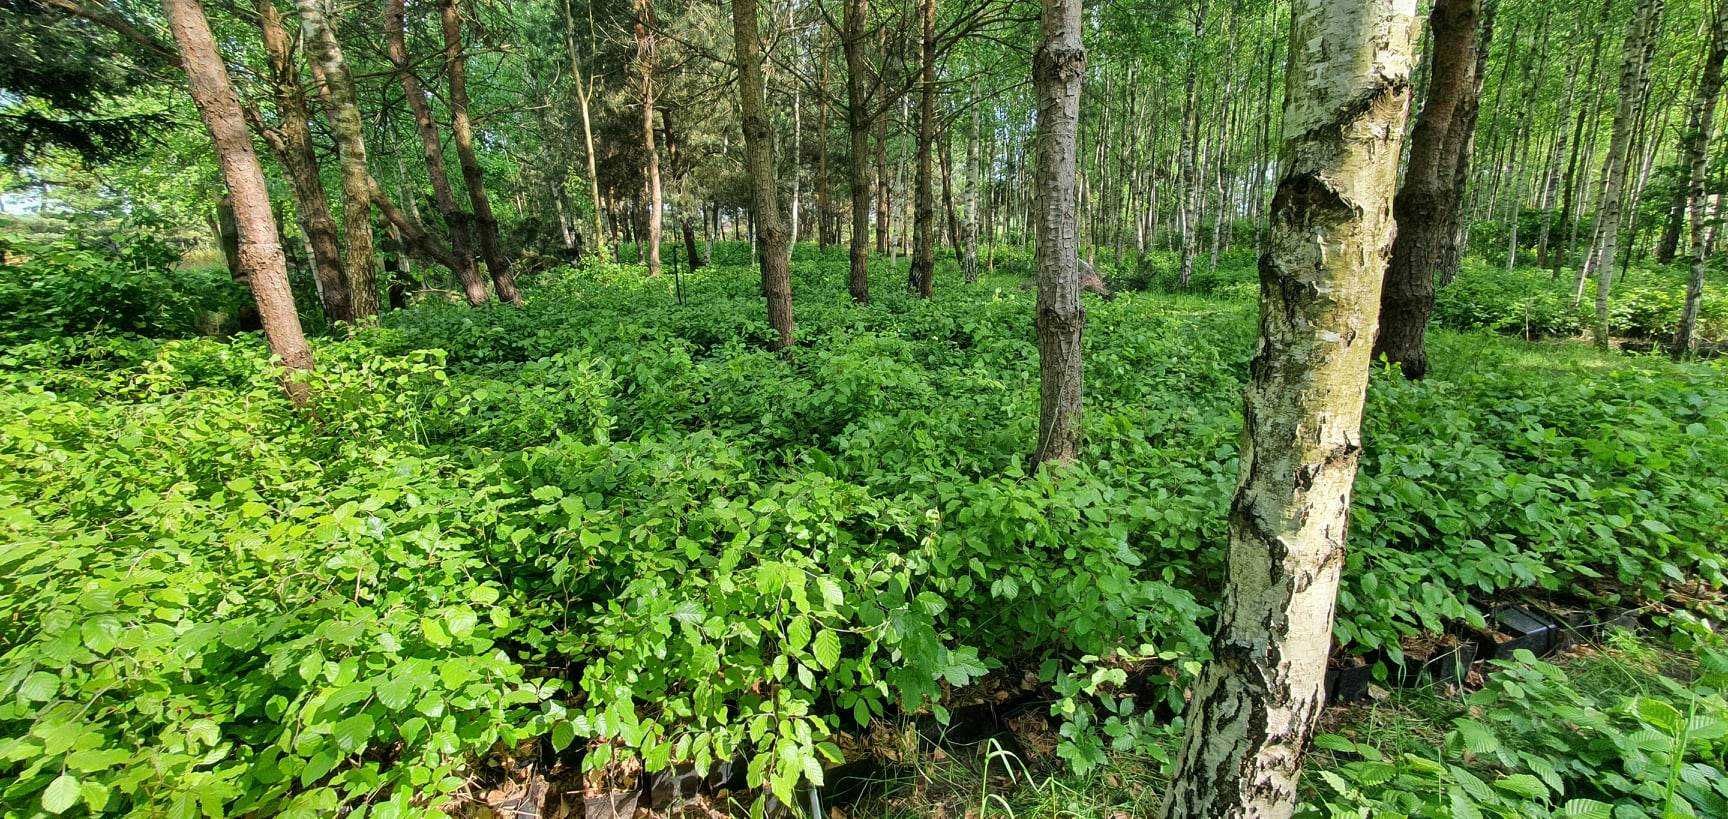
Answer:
812;630;841;671
551;721;575;752
785;616;812;653
332;714;375;752
41;773;79;814
420;617;451;648
18;672;59;702
1492;773;1547;798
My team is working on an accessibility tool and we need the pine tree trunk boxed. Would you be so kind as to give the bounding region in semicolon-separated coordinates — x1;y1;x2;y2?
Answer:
1159;0;1415;814
843;0;871;302
876;109;891;255
167;0;314;404
634;0;663;277
909;0;937;297
296;0;379;318
731;0;794;348
1675;0;1728;354
440;0;519;303
1372;0;1483;379
1579;0;1664;348
384;0;488;305
254;0;350;322
964;101;980;281
1030;0;1085;467
816;36;835;250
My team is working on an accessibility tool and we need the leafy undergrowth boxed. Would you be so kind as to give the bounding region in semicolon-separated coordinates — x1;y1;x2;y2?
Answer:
1;243;1724;816
859;625;1728;819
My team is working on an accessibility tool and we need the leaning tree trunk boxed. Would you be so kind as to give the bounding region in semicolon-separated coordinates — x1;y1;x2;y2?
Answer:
166;0;314;404
254;0;350;323
1372;0;1484;379
1159;0;1415;815
384;0;488;305
296;0;379;318
1030;0;1085;468
440;0;520;304
843;0;872;302
1675;0;1728;355
1579;0;1663;348
731;0;795;348
908;0;937;297
634;0;663;276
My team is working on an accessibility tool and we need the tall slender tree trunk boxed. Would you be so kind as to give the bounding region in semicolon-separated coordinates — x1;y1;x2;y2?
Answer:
440;0;519;303
1176;12;1205;287
964;101;980;281
909;0;937;297
561;0;607;262
1535;38;1584;267
1372;0;1484;379
384;0;488;305
1030;0;1084;467
876;110;891;255
1159;0;1415;814
634;0;663;276
1579;0;1664;348
167;0;314;404
296;0;379;318
1675;0;1728;355
843;0;871;302
731;0;794;348
254;0;350;322
1552;0;1609;277
816;36;835;250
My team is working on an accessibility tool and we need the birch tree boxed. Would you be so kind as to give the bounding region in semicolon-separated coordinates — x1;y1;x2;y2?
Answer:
1159;0;1416;814
1578;0;1664;349
1675;0;1728;355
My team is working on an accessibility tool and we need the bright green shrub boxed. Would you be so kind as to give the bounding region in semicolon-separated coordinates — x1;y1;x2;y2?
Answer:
0;237;250;344
1;247;1724;814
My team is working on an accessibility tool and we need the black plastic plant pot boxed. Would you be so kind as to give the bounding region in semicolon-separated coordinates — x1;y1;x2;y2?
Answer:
1393;638;1477;687
1476;606;1563;661
1325;655;1374;704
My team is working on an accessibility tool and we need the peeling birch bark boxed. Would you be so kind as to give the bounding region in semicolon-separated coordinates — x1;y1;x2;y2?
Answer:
1159;0;1416;815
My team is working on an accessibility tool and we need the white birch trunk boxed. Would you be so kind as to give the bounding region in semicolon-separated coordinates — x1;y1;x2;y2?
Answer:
1159;0;1416;814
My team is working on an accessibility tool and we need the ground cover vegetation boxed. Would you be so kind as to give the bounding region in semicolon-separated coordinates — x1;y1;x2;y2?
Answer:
5;0;1728;812
2;246;1725;816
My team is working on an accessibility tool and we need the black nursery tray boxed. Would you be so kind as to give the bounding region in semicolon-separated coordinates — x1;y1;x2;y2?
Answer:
1475;606;1563;661
1325;655;1375;704
1393;638;1477;687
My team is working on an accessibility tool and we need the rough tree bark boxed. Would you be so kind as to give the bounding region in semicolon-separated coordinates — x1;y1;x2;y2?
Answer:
1372;0;1483;379
297;0;379;318
1030;0;1084;467
731;0;795;348
440;0;520;304
1158;0;1415;815
634;0;663;276
166;0;315;404
1675;0;1728;355
561;0;607;262
843;0;872;302
384;0;488;305
908;0;936;297
254;0;350;323
1579;0;1663;348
